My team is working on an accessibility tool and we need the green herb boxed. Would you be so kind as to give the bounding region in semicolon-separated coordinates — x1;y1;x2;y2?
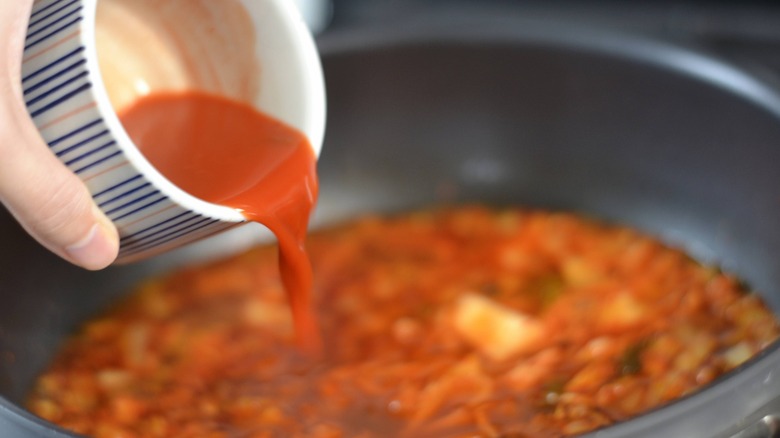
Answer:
618;339;650;376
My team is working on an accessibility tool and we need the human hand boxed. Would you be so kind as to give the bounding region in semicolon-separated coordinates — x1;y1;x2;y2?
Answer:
0;0;119;270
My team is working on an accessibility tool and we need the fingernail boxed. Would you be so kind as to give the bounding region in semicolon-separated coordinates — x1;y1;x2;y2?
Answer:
66;222;119;270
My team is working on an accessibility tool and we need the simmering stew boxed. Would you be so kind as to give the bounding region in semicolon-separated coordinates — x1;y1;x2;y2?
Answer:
28;206;779;437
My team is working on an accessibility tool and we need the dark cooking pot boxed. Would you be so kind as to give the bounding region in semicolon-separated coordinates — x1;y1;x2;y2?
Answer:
2;14;780;438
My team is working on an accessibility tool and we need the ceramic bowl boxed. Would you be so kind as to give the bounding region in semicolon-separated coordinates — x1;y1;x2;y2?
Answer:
21;0;326;263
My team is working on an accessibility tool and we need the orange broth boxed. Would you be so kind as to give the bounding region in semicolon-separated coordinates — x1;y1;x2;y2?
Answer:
28;206;780;437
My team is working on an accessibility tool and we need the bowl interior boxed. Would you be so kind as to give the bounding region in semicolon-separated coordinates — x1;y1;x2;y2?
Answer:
95;0;260;113
94;0;325;150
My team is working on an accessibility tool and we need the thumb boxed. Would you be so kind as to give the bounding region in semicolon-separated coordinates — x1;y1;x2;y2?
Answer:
0;128;120;270
0;0;118;270
0;108;120;270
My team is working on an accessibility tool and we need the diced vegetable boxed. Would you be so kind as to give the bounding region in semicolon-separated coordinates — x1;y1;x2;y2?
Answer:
452;293;544;361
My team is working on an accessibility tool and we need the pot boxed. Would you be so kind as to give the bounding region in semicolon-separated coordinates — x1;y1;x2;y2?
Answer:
2;15;780;438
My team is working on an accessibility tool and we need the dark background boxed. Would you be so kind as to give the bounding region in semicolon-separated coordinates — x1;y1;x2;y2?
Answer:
327;1;780;73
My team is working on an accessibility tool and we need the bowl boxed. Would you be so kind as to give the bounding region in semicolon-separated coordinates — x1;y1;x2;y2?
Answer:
22;0;326;263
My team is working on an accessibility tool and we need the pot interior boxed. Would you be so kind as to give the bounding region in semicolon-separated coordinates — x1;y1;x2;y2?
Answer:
2;26;780;436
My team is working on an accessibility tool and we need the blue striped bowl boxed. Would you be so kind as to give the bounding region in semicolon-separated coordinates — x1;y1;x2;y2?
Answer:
22;0;326;263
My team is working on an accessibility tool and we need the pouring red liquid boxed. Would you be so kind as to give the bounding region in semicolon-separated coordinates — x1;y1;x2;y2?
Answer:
119;91;321;354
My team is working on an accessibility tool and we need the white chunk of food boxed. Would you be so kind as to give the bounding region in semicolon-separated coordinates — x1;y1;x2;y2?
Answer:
452;293;544;361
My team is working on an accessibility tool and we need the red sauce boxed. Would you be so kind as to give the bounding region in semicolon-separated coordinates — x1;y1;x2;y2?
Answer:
119;91;321;353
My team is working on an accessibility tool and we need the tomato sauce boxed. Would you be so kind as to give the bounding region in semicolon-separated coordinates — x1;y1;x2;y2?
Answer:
118;91;321;353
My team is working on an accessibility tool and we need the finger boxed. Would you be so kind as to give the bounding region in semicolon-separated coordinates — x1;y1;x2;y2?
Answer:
0;0;119;270
0;109;120;270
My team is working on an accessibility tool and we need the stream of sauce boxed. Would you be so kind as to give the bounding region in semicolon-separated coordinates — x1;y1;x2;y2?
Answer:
119;91;321;353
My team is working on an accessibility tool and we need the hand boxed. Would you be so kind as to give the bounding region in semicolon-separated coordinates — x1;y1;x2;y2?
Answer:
0;0;119;270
